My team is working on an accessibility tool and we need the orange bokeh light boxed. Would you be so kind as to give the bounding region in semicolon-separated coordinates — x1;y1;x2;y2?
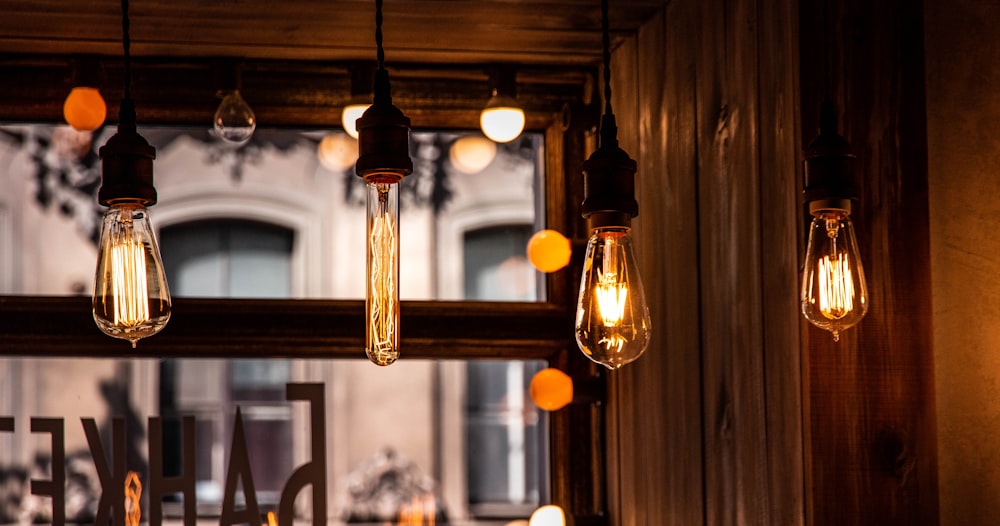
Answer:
529;368;573;412
526;229;571;273
63;87;107;131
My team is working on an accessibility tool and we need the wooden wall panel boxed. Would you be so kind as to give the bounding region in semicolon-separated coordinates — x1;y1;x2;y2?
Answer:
799;1;939;524
611;0;802;524
756;0;806;523
610;3;705;525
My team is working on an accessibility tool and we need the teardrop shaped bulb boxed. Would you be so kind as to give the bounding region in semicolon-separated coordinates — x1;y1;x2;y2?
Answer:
800;213;869;341
93;203;171;347
575;228;651;369
214;90;256;145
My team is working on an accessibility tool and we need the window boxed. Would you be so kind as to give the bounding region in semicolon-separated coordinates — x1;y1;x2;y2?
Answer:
0;59;604;525
160;220;296;507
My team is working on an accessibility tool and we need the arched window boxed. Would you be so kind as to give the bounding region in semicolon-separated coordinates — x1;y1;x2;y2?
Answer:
159;219;296;507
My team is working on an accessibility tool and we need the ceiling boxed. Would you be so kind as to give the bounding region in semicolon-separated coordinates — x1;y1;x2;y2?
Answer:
2;0;669;66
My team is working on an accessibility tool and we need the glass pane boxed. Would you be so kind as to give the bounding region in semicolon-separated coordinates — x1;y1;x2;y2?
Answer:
0;124;544;302
0;358;547;525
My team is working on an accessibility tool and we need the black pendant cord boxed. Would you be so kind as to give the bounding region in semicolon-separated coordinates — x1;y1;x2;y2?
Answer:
372;0;392;105
599;0;618;149
119;0;137;131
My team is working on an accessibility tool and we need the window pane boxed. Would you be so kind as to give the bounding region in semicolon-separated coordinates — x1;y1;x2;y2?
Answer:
0;125;544;302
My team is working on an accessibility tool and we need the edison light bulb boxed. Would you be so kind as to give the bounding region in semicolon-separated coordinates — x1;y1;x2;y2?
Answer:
366;179;400;366
93;203;171;347
480;104;525;143
575;227;651;369
342;104;370;140
64;87;107;132
214;90;256;145
801;212;868;341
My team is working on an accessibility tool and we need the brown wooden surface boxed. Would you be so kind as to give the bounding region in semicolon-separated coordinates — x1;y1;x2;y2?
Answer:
799;0;939;524
757;0;806;523
610;0;803;524
0;296;573;359
0;0;667;66
609;3;705;525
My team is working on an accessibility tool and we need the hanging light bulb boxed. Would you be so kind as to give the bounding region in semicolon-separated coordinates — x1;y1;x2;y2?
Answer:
480;66;525;143
575;0;651;369
63;56;107;132
528;505;566;526
93;0;171;347
213;62;255;145
317;133;358;172
526;229;571;273
214;90;256;145
800;102;868;341
356;0;413;366
343;63;375;140
448;135;497;174
93;202;170;347
342;104;369;140
576;225;650;368
529;368;574;412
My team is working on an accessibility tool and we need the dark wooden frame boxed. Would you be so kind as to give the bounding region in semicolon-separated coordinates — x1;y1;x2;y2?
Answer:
0;56;612;524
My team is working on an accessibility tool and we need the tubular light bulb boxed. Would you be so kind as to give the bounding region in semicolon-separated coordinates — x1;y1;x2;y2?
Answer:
575;227;651;369
801;212;868;341
214;89;256;145
92;203;171;347
342;104;370;140
63;87;107;132
480;104;525;143
366;179;401;366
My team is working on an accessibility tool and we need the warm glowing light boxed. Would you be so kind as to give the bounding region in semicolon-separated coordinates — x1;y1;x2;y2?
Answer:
111;235;150;327
529;505;566;526
449;135;497;174
93;204;171;347
801;213;868;341
265;511;277;526
575;228;651;369
342;103;370;140
214;89;256;145
317;133;358;172
396;494;436;525
480;105;525;143
818;252;855;319
125;471;142;526
63;87;107;132
529;368;573;412
366;181;400;366
526;229;571;273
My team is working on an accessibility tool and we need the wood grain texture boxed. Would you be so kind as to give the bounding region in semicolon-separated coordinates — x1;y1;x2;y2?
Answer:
694;0;772;521
610;3;705;526
0;0;668;65
799;0;939;524
756;0;806;523
610;0;803;524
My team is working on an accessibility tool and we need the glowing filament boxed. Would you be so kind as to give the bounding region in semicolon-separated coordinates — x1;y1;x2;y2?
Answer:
111;223;150;328
595;235;628;326
818;253;855;320
367;183;399;365
125;471;142;526
595;272;628;327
